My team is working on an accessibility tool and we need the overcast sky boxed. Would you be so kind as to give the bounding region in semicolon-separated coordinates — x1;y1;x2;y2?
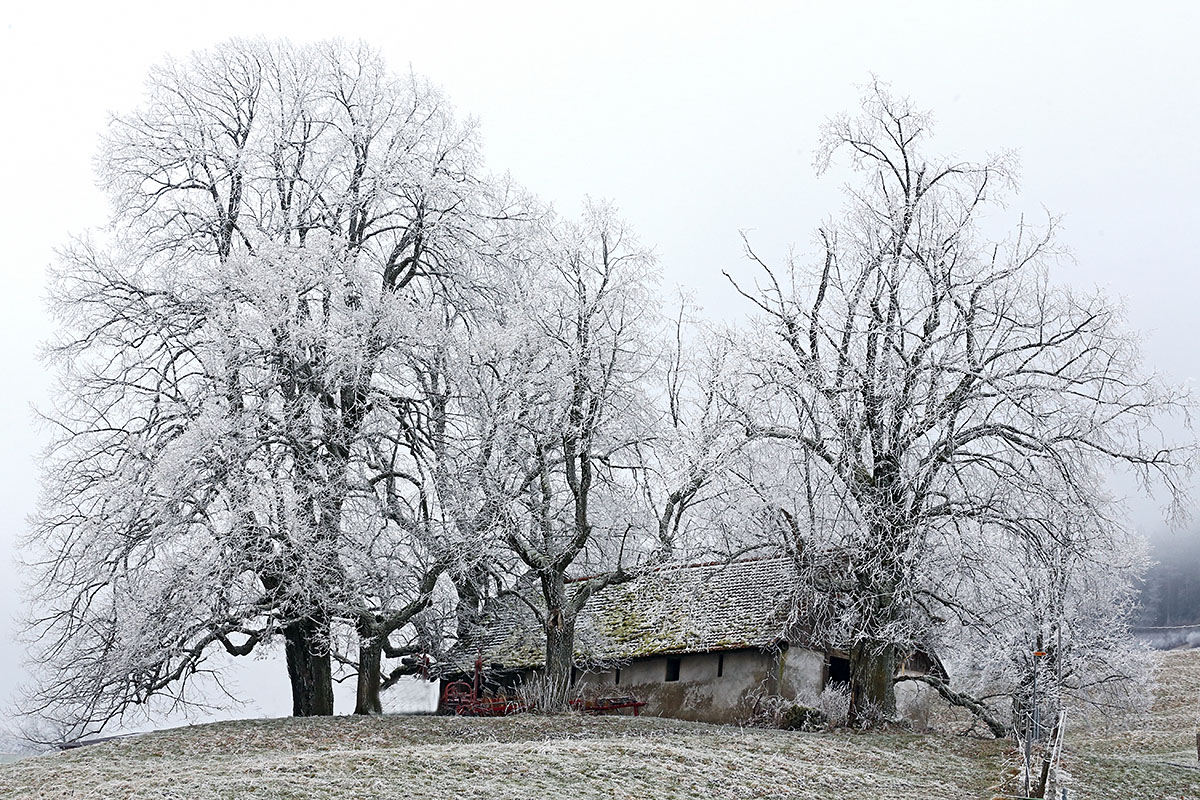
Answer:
1;1;1196;727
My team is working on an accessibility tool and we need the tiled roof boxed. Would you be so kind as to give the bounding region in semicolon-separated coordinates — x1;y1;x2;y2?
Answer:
441;557;804;674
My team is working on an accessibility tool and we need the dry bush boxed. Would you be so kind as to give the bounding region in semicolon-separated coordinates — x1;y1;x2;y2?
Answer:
741;684;852;731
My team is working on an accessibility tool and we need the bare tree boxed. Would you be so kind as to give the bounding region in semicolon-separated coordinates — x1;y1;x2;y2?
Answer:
725;81;1192;719
456;202;742;710
24;39;489;733
347;208;541;714
490;203;659;710
909;494;1154;737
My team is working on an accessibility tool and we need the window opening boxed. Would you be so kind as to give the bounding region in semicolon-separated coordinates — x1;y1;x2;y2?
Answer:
826;655;851;688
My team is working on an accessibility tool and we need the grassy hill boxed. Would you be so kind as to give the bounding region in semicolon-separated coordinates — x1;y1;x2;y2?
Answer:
2;649;1197;799
0;715;1006;799
1056;647;1200;798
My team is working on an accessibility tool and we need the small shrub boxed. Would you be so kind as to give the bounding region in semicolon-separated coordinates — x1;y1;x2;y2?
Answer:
812;684;851;727
740;686;841;732
851;696;888;729
780;704;828;731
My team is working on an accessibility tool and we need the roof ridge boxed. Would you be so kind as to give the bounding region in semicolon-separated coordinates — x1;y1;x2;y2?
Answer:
565;553;790;584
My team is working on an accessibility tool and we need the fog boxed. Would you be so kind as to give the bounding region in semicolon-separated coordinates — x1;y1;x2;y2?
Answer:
1;1;1196;731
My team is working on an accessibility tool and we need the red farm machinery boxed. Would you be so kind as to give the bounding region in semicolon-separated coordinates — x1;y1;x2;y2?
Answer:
440;655;646;717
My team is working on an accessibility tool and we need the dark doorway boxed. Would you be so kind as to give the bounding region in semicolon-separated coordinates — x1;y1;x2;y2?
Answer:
665;657;681;682
826;655;851;687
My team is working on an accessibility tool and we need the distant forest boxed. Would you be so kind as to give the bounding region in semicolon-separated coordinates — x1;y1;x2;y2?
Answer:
1138;534;1200;627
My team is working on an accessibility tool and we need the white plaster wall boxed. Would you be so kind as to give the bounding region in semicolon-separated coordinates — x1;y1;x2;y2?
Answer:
572;647;830;724
680;652;717;682
573;649;778;724
778;646;826;701
621;656;670;686
894;677;939;730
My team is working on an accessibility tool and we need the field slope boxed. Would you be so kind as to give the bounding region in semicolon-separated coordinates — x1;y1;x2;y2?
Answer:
2;649;1197;799
1056;647;1200;798
0;714;1004;800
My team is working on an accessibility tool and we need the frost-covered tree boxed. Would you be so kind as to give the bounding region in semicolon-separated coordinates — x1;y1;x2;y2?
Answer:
911;496;1154;737
472;202;742;710
492;203;660;710
725;82;1192;720
24;38;491;733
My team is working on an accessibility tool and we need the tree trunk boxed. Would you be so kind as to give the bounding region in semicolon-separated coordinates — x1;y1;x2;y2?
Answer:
284;616;334;716
454;576;484;641
354;633;384;715
849;638;896;721
542;608;576;712
894;674;1009;738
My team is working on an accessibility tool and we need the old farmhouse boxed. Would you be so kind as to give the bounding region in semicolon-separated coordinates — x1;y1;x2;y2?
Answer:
438;557;941;723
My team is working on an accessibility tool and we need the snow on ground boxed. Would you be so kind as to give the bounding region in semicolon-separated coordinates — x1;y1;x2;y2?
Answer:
0;715;1004;800
1055;647;1200;799
1;649;1197;799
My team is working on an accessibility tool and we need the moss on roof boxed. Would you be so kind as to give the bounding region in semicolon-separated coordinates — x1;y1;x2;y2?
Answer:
442;557;803;674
